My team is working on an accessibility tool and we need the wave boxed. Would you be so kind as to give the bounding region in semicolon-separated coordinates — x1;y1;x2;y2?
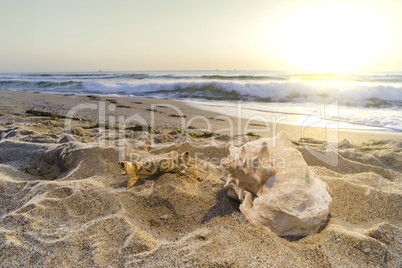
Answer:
1;71;401;132
3;71;402;83
2;77;402;108
80;81;402;107
0;73;151;81
1;71;402;109
200;75;287;81
0;80;83;92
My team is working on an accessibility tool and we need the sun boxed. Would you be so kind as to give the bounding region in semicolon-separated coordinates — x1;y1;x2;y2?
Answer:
270;4;390;72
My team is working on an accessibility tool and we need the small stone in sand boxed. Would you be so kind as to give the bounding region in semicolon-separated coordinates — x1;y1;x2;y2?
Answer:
365;188;371;195
57;135;75;143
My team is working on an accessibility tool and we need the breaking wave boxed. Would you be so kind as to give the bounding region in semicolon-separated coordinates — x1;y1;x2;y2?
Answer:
1;70;402;131
83;80;402;108
1;78;402;108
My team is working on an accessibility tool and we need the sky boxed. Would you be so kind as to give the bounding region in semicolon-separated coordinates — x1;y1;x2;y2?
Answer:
0;0;401;72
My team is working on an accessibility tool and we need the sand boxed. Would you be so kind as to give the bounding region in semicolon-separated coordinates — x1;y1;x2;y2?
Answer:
0;90;401;267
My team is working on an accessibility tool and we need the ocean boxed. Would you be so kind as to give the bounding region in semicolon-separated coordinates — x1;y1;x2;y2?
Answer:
1;70;401;132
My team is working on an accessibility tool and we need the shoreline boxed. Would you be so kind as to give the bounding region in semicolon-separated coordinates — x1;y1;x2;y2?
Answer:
188;99;398;131
1;89;401;143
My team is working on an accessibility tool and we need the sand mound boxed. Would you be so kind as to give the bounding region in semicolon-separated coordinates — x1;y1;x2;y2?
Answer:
0;115;401;267
0;141;123;181
0;140;230;266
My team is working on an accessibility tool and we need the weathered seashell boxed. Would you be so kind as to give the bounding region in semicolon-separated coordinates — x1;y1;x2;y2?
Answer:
221;131;332;237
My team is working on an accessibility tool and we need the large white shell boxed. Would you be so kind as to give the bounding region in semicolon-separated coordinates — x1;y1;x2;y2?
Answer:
221;131;332;236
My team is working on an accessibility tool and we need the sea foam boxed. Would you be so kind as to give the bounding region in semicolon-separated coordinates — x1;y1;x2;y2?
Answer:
1;70;401;131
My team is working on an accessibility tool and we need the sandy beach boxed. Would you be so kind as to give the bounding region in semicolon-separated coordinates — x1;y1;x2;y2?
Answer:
0;90;401;267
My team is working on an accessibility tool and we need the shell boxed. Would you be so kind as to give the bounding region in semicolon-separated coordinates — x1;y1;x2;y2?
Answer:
221;131;332;237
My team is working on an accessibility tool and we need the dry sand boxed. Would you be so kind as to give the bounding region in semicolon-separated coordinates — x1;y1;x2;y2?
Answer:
0;90;401;267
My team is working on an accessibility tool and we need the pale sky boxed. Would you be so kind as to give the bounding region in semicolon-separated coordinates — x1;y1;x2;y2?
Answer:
0;0;401;72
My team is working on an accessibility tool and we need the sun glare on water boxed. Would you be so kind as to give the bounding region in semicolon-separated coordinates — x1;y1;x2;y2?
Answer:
271;4;390;72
